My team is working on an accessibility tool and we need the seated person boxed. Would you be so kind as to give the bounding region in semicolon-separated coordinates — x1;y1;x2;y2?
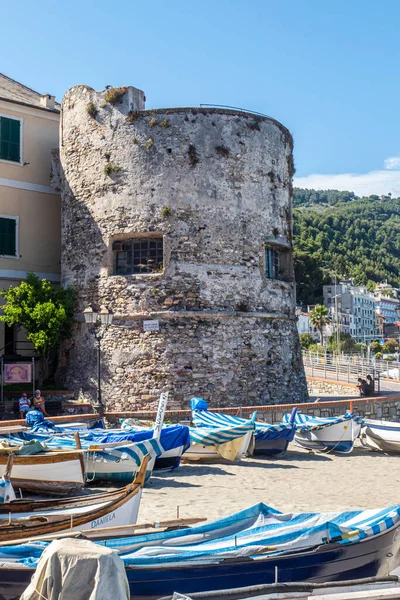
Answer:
32;390;49;417
18;393;31;419
357;377;368;397
366;374;375;396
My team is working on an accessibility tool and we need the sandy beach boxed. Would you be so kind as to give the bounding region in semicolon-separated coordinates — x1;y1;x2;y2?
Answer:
138;443;400;523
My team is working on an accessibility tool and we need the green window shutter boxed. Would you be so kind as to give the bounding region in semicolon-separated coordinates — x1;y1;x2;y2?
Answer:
0;217;17;256
0;117;21;162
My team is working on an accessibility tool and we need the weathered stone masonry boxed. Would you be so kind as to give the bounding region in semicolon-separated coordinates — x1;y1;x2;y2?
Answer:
56;84;308;410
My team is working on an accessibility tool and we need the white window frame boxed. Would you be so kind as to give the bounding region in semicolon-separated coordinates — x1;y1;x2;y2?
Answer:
0;214;19;259
0;113;23;166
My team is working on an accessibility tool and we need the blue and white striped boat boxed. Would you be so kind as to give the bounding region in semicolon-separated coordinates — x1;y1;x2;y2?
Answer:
191;398;296;457
185;411;256;462
283;411;363;454
2;502;400;597
1;432;163;483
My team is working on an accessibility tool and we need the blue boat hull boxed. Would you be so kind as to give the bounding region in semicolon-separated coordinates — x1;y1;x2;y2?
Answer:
122;525;400;599
0;522;399;600
253;438;290;457
294;438;355;454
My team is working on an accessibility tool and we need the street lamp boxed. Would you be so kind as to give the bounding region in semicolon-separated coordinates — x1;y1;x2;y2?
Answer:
83;305;114;416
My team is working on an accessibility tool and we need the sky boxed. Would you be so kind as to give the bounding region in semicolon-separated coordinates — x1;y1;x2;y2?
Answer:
3;0;400;196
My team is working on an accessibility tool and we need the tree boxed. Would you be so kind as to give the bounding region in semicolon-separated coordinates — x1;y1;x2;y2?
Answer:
309;305;330;345
382;338;399;354
0;273;76;385
299;332;315;349
327;331;357;354
369;341;381;354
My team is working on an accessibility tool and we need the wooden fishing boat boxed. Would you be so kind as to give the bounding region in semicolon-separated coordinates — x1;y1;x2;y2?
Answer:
284;412;362;454
191;399;296;457
0;450;85;494
1;502;400;600
360;419;400;453
0;456;147;543
183;429;253;462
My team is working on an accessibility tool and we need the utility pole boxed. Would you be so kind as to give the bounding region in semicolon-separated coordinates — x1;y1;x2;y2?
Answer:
335;271;340;355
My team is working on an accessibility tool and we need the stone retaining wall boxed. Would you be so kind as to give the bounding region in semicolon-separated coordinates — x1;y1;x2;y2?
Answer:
307;376;358;396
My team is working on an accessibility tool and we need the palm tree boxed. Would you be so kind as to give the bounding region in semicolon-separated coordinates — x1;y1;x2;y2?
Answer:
310;305;330;346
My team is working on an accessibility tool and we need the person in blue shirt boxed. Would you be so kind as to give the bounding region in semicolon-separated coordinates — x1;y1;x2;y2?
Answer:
25;408;45;427
18;393;31;419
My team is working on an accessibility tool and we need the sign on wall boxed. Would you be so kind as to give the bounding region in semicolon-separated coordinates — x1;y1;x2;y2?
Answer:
143;320;160;332
4;363;32;384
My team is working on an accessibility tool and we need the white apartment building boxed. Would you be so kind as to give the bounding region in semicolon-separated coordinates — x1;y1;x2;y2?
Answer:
323;281;377;343
374;283;400;324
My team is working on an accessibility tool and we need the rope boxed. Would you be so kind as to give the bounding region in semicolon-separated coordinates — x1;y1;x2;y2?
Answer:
33;587;49;600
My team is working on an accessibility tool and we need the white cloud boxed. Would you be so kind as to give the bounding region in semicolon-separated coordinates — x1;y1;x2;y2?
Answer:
294;157;400;197
384;156;400;170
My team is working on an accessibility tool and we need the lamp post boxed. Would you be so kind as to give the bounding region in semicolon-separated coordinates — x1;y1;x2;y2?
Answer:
83;306;114;416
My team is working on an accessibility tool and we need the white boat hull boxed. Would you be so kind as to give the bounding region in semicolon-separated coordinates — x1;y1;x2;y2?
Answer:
361;419;400;453
0;452;84;494
0;489;142;534
295;419;361;454
183;432;252;462
85;452;156;483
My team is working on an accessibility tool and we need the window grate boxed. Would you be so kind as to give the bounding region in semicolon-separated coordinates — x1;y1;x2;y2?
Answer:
265;245;279;279
115;238;163;275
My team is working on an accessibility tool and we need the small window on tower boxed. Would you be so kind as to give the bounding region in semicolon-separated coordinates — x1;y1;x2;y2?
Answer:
113;238;163;275
265;245;280;280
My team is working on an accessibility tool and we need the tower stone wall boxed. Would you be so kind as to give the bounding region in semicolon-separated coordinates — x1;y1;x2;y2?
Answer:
57;84;308;410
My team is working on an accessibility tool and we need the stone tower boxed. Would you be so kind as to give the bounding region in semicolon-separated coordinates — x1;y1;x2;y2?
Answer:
57;84;308;410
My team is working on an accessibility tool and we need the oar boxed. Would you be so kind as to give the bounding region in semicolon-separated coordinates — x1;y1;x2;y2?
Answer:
4;453;15;480
0;516;207;546
74;432;82;450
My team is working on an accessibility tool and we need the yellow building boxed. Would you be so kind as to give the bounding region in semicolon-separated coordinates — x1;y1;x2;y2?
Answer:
0;73;60;357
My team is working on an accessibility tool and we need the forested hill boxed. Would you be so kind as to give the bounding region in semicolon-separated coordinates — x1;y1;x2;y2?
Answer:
292;189;400;306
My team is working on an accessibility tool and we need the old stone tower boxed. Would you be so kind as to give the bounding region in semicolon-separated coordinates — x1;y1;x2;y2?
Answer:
56;84;308;410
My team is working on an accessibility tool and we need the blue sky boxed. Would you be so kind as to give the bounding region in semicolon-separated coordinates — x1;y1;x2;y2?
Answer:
3;0;400;195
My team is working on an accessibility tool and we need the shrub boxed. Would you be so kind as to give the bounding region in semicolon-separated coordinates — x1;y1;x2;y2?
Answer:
126;111;140;123
161;205;173;217
188;144;199;167
104;163;121;176
215;145;230;158
86;101;98;119
149;118;157;128
375;352;383;360
146;138;154;150
104;87;127;105
299;332;314;349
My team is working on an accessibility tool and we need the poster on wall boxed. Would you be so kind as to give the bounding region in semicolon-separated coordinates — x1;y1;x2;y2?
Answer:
4;364;32;384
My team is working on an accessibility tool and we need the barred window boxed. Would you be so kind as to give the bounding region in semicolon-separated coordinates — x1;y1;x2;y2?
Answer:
113;238;163;275
265;245;280;280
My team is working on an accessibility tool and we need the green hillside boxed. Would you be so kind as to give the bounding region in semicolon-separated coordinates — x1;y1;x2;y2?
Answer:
292;189;400;306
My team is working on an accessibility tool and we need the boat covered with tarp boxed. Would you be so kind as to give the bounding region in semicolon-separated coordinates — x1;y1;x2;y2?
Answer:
0;431;162;483
9;423;190;472
1;502;400;598
191;398;296;456
186;409;255;462
283;411;363;454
